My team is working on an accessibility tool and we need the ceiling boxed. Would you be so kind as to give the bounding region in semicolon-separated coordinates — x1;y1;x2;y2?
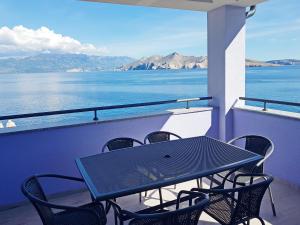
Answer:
82;0;267;12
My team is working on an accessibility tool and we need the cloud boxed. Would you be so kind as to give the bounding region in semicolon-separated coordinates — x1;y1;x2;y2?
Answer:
0;25;108;56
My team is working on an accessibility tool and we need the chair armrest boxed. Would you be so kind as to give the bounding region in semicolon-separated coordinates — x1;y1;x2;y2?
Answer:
30;194;98;212
191;187;239;197
176;190;207;209
57;209;102;224
36;174;84;182
256;143;274;167
227;136;245;145
220;167;241;186
191;187;239;207
108;200;169;221
191;187;228;194
107;200;168;221
233;173;273;187
167;131;182;139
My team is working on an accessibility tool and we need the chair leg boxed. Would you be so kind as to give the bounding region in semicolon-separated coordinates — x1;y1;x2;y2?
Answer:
197;179;200;188
139;192;142;203
210;175;214;188
258;217;265;225
174;184;176;189
105;201;111;214
159;188;163;206
267;186;277;216
144;191;147;197
114;210;118;225
196;178;203;188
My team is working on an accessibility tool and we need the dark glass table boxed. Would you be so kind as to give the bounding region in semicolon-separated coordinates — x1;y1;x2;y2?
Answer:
76;136;262;201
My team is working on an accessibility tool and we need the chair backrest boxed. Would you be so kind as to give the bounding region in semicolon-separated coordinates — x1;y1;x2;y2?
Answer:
231;174;273;224
144;131;182;144
228;135;273;173
128;194;208;225
102;137;143;152
22;176;54;225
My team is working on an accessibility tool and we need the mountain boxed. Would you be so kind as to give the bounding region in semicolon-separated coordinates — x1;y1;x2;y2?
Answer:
0;52;297;74
0;53;135;74
245;59;280;67
266;59;300;66
120;52;207;70
120;53;280;71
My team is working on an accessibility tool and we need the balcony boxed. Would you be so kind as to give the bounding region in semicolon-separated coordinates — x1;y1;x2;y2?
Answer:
1;0;300;224
1;97;300;224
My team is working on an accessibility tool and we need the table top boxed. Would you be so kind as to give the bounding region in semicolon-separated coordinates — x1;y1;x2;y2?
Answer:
76;136;262;201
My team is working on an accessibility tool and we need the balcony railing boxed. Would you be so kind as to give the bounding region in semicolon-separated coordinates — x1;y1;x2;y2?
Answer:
239;97;300;112
0;97;212;126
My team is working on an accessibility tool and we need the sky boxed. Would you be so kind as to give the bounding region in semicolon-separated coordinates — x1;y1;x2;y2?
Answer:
0;0;299;60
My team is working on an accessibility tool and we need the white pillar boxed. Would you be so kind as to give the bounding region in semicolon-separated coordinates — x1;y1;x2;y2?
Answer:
207;5;246;141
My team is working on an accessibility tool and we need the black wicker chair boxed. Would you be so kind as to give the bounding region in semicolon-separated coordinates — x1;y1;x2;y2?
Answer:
109;190;209;225
21;174;107;225
144;131;182;144
102;137;143;152
193;174;273;225
210;135;276;216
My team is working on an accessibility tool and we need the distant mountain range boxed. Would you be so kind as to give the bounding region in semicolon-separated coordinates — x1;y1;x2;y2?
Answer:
120;52;207;70
119;52;295;71
0;52;299;74
266;59;300;65
0;53;135;74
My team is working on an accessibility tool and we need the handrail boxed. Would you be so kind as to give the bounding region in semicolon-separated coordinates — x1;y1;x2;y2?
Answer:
0;96;212;122
239;97;300;111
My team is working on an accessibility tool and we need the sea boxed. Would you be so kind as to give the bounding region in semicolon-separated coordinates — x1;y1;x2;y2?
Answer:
0;66;300;132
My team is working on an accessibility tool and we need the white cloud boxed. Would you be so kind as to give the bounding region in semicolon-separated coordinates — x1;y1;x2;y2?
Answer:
0;25;108;56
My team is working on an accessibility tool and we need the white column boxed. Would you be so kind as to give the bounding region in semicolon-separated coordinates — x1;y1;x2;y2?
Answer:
207;5;246;141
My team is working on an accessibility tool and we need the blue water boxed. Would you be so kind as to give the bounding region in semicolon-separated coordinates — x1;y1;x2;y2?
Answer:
0;66;300;132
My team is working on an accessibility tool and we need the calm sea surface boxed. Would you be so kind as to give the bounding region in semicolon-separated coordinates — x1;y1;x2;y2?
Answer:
0;66;300;132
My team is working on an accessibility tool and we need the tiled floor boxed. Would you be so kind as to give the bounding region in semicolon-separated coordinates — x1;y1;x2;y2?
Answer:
1;178;300;225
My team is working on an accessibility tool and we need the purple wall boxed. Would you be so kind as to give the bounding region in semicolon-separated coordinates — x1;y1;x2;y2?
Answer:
0;108;218;207
233;108;300;187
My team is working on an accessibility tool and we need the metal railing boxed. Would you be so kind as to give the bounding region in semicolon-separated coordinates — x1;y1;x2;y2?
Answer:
239;97;300;111
0;97;212;124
